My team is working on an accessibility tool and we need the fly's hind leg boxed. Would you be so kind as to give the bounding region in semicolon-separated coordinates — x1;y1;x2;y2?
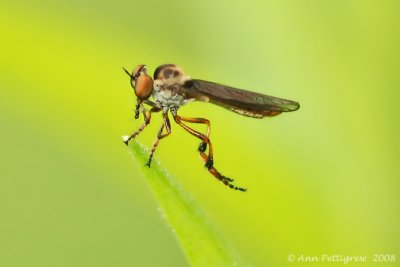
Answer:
173;114;245;191
176;117;210;153
174;116;213;168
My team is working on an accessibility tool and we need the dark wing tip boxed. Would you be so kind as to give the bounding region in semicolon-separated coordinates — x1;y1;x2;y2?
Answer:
284;101;300;112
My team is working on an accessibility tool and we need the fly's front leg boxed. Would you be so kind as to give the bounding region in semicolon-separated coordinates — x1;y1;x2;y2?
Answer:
134;100;142;119
146;111;172;167
123;104;161;145
173;114;245;191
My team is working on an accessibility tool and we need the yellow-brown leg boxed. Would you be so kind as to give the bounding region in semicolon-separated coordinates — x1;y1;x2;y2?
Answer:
173;115;246;191
146;112;172;167
176;116;211;153
123;106;161;145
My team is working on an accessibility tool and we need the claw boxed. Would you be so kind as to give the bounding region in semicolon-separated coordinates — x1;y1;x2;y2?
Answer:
122;136;131;145
146;156;153;168
231;185;247;192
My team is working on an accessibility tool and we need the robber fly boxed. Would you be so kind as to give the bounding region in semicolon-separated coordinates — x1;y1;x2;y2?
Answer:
123;64;300;191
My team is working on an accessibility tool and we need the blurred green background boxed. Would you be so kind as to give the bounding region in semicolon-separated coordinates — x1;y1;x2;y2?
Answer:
1;0;399;266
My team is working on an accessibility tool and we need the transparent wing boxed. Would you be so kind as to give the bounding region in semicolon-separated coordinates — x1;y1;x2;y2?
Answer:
182;79;300;118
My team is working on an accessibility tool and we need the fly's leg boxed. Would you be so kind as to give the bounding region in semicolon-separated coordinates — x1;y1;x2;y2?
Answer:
173;116;213;167
134;100;141;119
146;112;172;167
123;105;161;145
173;115;245;191
177;117;210;153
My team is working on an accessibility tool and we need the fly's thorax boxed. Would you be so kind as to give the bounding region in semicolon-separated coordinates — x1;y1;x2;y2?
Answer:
160;73;191;87
152;64;194;109
153;64;191;86
153;80;194;109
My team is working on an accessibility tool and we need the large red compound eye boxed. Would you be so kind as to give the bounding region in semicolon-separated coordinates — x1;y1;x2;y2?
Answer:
134;75;153;100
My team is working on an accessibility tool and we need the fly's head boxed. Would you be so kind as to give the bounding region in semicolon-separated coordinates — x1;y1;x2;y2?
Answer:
123;64;154;101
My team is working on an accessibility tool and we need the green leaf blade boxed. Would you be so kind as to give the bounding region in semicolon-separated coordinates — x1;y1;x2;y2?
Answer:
127;141;246;266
